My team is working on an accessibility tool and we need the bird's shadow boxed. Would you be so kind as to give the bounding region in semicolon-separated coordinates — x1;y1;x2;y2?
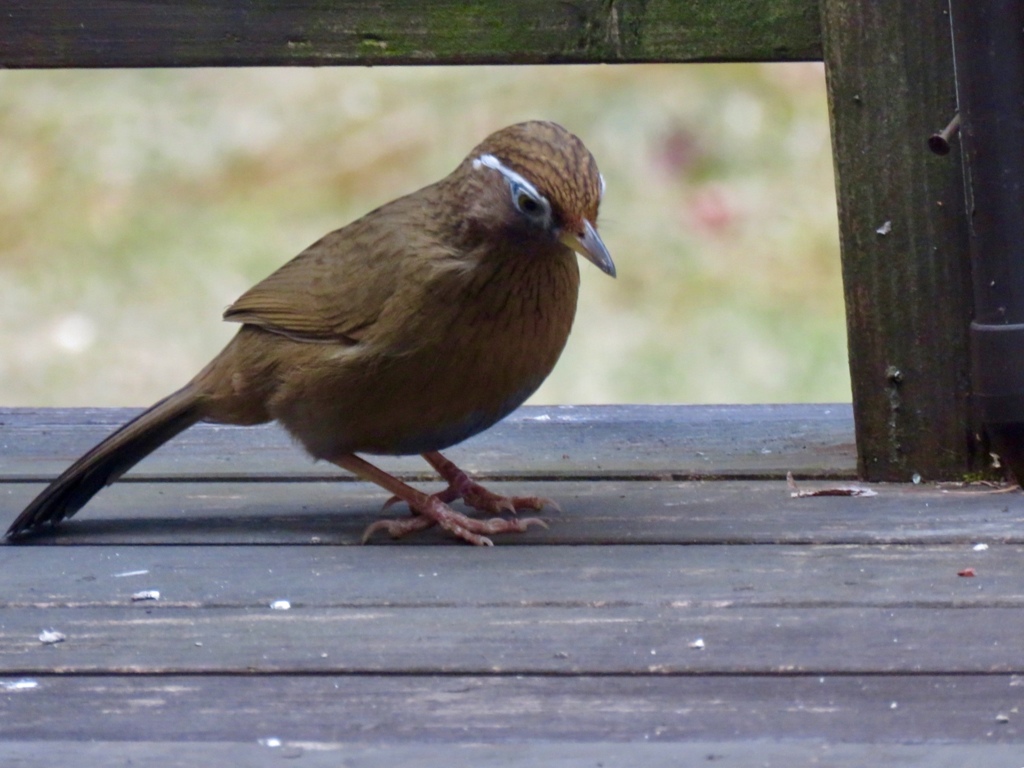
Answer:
2;507;558;546
4;511;407;546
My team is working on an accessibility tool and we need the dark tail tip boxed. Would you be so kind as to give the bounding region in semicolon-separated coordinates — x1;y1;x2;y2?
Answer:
6;387;202;540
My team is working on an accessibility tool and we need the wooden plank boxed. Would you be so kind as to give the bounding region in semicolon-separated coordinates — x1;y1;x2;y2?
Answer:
1;0;822;69
820;0;975;480
1;675;1021;744
2;479;1019;545
0;404;857;481
3;600;1022;675
1;544;1018;611
2;742;1022;768
2;544;1023;672
0;545;1018;611
0;742;1021;768
35;602;1024;674
2;743;1023;768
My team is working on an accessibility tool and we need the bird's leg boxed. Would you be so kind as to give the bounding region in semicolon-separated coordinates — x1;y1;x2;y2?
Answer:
421;451;560;516
331;454;546;546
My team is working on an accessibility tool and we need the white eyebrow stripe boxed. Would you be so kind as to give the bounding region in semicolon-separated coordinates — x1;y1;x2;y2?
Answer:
472;153;543;200
599;173;606;199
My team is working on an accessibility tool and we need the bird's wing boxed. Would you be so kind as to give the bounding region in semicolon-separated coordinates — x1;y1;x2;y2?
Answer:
224;222;393;345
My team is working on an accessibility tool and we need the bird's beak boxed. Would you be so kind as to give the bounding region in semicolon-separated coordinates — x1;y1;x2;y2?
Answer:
560;220;616;278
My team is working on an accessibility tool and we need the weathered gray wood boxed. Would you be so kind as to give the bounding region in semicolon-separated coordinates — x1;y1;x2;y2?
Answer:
820;0;974;481
1;545;1017;610
3;741;1021;768
0;404;856;481
4;602;1024;674
2;742;1023;768
0;0;822;69
3;479;1019;545
1;676;1021;744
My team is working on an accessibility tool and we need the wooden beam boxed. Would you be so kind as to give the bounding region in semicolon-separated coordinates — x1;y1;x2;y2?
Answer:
4;544;1021;610
2;677;1021;747
3;545;1024;675
3;479;1019;546
0;404;856;482
0;0;822;68
5;606;1024;675
3;741;1022;768
820;0;975;481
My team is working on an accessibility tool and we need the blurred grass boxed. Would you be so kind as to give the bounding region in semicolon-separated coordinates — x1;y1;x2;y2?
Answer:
0;64;847;407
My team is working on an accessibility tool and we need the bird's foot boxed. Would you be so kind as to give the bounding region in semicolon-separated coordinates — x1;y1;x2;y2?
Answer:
380;482;556;517
363;495;547;546
451;478;559;517
421;450;561;516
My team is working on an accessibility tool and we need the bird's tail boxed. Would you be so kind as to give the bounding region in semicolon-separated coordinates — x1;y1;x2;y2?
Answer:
6;384;205;539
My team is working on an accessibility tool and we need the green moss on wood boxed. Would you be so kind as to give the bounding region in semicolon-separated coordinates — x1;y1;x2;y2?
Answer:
2;0;822;68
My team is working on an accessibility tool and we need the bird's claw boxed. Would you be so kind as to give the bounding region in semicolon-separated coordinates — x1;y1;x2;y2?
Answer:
361;514;434;544
382;482;556;520
380;484;459;514
366;453;556;544
422;451;559;517
362;496;548;546
450;476;559;517
464;489;559;516
380;494;403;513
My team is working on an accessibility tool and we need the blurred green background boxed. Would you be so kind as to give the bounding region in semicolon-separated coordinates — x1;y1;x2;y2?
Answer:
0;63;847;408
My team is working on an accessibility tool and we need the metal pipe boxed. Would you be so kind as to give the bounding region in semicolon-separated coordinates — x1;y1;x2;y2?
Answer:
928;113;960;156
949;0;1024;477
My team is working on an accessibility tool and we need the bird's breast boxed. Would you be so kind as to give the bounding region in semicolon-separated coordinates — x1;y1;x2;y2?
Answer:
273;248;581;459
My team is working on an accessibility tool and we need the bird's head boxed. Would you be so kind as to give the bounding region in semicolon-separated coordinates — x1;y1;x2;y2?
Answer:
461;121;615;278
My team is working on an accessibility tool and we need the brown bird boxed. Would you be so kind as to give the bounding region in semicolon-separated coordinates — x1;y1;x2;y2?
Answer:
6;121;614;546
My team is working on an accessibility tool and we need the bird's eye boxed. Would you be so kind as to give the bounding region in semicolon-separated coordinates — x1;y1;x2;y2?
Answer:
518;192;540;213
512;185;550;224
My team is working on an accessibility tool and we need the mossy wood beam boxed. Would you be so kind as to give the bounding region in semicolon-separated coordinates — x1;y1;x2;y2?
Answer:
820;0;974;481
0;0;821;67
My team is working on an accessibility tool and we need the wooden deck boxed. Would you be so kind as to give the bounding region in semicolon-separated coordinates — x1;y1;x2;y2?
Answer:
2;405;1023;766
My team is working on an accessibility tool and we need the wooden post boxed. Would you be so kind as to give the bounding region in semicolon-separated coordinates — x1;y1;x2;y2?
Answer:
949;0;1024;484
820;0;976;481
